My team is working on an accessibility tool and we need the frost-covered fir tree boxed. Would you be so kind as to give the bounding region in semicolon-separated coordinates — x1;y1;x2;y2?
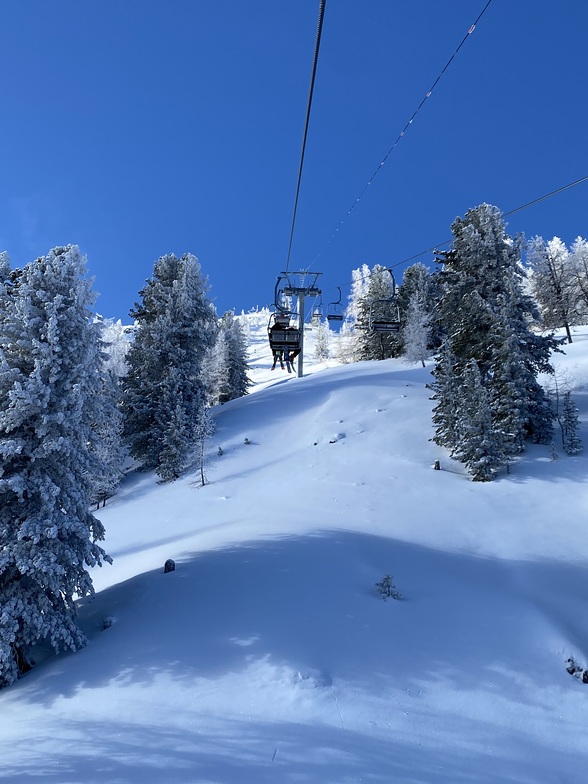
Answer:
121;253;216;480
205;311;251;406
87;317;127;507
88;367;126;508
570;236;588;320
433;204;558;474
0;252;9;286
334;264;371;362
486;279;556;455
346;264;371;327
220;311;251;402
430;338;462;455
314;317;331;361
561;391;583;455
204;325;228;405
402;292;431;367
333;320;356;364
354;265;400;361
0;246;111;686
486;305;527;456
527;236;580;343
97;316;131;378
454;360;508;481
396;262;441;353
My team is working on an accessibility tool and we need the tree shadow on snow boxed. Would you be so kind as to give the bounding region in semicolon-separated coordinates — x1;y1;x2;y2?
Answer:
1;712;572;784
5;530;588;782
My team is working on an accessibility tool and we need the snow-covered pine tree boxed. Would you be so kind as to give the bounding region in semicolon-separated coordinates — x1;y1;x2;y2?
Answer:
204;325;228;406
346;264;371;327
333;320;356;364
220;311;251;402
314;317;331;361
205;311;251;406
570;236;588;321
527;236;580;344
86;316;128;507
561;391;583;455
334;264;371;363
195;406;215;486
97;315;131;378
88;367;125;508
402;292;431;367
396;262;440;352
0;246;111;687
430;338;462;455
354;264;400;361
486;300;528;457
454;360;508;481
486;278;557;455
433;204;558;472
121;253;216;480
0;252;9;287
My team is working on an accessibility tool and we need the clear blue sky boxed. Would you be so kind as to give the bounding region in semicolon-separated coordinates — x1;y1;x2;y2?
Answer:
1;1;586;322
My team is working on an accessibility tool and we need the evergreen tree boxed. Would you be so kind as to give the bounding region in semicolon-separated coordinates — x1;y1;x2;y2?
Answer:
487;281;556;452
337;264;370;362
0;246;111;687
354;265;399;361
205;312;251;406
433;204;557;474
121;253;216;480
561;391;583;455
204;326;228;406
402;292;431;367
333;320;356;364
527;236;580;343
98;315;131;378
345;264;371;327
314;318;331;361
487;306;527;456
454;360;507;481
570;236;588;320
430;338;462;455
88;367;125;508
0;252;9;287
396;262;440;352
87;317;128;507
222;312;251;401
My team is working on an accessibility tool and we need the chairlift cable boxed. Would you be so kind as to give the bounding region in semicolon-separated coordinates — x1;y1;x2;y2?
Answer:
389;174;588;271
285;0;327;274
309;0;494;268
328;175;588;317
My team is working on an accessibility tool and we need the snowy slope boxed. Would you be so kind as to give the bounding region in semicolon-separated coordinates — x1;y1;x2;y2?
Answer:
1;314;588;784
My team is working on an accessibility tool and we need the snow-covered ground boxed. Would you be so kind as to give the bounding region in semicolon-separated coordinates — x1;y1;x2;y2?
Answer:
1;312;588;783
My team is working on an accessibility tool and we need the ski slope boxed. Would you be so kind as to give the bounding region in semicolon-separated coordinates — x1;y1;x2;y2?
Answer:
1;311;587;783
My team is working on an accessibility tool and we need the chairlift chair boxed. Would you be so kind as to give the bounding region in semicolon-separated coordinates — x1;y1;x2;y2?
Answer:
327;287;344;323
366;269;401;333
267;311;302;353
368;299;401;333
311;307;323;326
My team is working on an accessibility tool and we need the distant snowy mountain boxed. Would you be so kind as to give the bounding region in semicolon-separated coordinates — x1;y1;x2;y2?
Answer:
1;312;587;784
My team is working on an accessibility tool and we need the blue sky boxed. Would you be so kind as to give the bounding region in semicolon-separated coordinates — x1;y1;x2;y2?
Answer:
1;1;587;322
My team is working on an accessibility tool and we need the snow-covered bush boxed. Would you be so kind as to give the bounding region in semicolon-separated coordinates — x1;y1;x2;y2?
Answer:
375;574;402;600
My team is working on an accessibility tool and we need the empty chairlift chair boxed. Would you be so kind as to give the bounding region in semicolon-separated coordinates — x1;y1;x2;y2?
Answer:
368;299;401;333
326;287;344;323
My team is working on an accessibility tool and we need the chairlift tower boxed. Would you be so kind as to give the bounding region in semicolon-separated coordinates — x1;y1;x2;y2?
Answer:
280;270;322;377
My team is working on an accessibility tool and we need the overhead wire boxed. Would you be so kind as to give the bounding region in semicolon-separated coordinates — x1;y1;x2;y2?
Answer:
285;0;327;273
310;0;494;267
325;174;588;307
388;174;588;271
